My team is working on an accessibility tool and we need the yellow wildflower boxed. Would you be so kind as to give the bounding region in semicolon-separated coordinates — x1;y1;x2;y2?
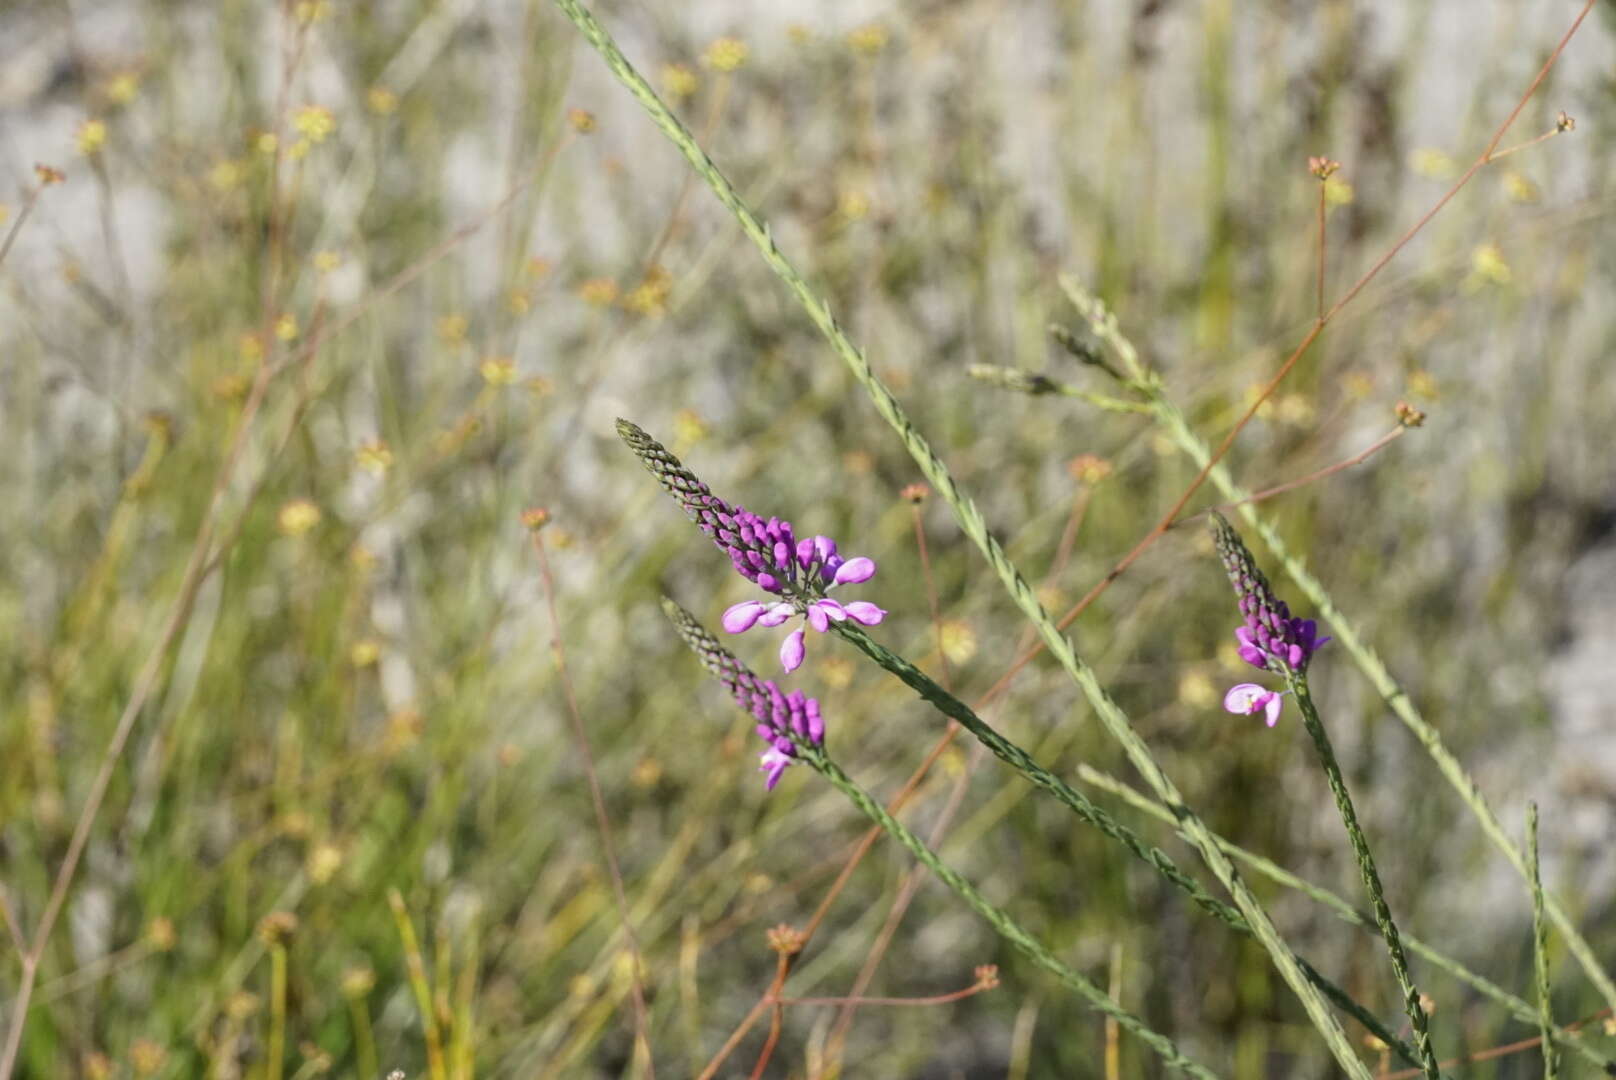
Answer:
704;36;748;72
277;499;321;536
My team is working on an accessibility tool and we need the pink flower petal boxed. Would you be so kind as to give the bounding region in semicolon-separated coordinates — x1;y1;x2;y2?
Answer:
1223;683;1269;715
843;601;886;626
832;557;876;585
816;598;847;622
780;628;806;672
757;602;796;628
814;535;838;563
807;603;829;633
1262;692;1284;727
722;601;768;634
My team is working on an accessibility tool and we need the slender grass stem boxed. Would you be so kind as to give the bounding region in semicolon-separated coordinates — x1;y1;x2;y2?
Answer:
1528;803;1559;1079
832;622;1424;1070
554;4;1377;1071
1061;278;1616;1021
798;744;1223;1080
1287;672;1439;1078
1075;765;1611;1071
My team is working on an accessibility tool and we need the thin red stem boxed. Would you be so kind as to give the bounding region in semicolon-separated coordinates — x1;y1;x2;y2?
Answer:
531;532;655;1078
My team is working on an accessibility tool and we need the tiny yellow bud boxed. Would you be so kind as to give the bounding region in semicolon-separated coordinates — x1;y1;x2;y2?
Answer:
208;159;243;192
567;108;597;133
1323;176;1354;207
76;119;107;156
436;313;468;344
704;36;748;72
1068;454;1113;485
307;842;344;884
367;86;399;115
255;132;278;155
479;355;518;386
577;277;618;307
673;408;708;445
938;619;978;665
356;440;393;473
238;333;264;361
350;640;381;667
1409;147;1455;180
277;499;321;537
1468;243;1511;287
847;23;889;55
226;991;261;1019
342;968;375;997
630;757;662;788
34;164;66;186
130;1039;167;1077
313;249;342;273
766;923;806;956
105;72;139;105
1502;170;1540;204
275;314;299;341
1178;671;1217;708
1307;155;1340;180
520;507;551;531
146;917;177;952
661;63;699;100
293;105;336;143
257;910;298;946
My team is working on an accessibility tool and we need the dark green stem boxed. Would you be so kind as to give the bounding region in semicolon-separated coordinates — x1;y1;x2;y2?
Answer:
1288;671;1439;1078
830;621;1244;930
798;743;1223;1080
833;621;1428;1073
1528;803;1559;1079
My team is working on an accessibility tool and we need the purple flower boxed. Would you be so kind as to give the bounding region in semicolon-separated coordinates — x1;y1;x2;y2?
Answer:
1224;683;1288;727
1210;512;1331;677
662;598;826;791
722;534;887;671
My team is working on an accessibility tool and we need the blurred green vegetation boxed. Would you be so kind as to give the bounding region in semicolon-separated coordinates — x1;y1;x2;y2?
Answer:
2;1;1616;1076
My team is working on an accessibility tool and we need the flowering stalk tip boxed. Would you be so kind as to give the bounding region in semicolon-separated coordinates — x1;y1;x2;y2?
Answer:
620;419;886;672
662;597;825;790
1210;512;1330;727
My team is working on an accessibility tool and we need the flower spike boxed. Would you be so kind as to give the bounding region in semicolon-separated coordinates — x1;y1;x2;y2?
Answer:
662;597;825;790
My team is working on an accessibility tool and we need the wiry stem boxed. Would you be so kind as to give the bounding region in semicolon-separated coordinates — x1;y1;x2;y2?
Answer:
799;744;1223;1080
1287;673;1439;1078
1061;277;1616;1020
1528;803;1559;1080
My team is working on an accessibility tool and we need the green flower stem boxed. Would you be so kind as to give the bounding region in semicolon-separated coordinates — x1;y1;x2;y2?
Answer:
553;4;1377;1073
1059;277;1616;1021
1288;672;1439;1079
1076;765;1611;1071
830;622;1244;931
833;621;1427;1072
1528;804;1560;1079
796;743;1223;1080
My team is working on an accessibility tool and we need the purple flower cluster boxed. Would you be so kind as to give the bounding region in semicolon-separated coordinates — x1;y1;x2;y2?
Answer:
662;598;824;789
723;534;886;672
618;418;887;674
1210;512;1330;727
